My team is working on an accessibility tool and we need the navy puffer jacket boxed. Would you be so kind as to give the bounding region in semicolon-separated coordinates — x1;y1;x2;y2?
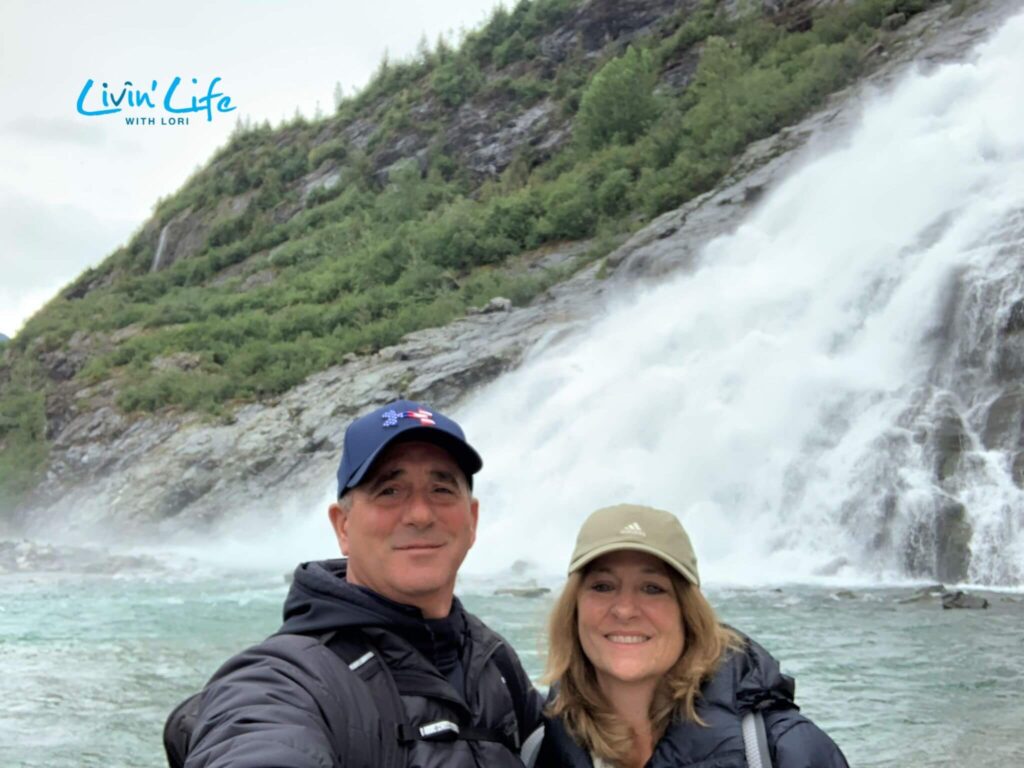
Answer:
535;635;848;768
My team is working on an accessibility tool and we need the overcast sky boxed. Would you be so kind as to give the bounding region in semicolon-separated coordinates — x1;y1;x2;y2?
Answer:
0;0;505;338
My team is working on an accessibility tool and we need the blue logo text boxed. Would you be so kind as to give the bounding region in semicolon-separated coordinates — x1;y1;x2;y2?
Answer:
76;77;236;123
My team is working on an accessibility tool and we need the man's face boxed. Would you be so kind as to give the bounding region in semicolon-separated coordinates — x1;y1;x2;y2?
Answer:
328;441;478;618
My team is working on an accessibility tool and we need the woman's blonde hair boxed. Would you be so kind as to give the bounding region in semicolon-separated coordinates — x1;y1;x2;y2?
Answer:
543;564;742;767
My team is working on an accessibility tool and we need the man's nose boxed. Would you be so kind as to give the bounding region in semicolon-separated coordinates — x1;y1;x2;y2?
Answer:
402;491;435;527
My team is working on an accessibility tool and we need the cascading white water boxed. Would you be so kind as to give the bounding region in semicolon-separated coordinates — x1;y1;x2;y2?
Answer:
459;11;1024;586
151;223;170;272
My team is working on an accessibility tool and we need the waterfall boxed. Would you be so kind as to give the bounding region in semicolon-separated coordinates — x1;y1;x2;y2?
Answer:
459;11;1024;586
151;223;170;272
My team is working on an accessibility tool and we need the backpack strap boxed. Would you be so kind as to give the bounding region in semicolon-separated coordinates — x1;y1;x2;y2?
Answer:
520;722;545;768
740;711;772;768
321;630;407;768
491;642;529;744
325;630;521;754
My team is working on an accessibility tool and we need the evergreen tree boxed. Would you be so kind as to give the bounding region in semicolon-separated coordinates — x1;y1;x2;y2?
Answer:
575;46;659;150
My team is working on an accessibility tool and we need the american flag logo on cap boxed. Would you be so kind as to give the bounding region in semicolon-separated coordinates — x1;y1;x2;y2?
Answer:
381;408;436;428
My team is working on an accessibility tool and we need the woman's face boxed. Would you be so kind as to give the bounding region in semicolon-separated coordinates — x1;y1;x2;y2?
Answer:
576;550;684;693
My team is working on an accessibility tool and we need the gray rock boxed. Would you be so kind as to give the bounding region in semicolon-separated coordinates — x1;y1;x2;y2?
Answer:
483;297;512;313
901;492;972;584
463;100;558;178
467;297;513;315
150;352;202;372
239;268;277;292
493;587;551;598
301;165;342;201
934;501;972;584
1004;299;1024;334
941;590;989;610
882;12;908;31
981;386;1024;449
897;584;946;604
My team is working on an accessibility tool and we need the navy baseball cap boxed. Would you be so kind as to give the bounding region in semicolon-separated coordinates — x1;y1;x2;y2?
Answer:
336;400;483;497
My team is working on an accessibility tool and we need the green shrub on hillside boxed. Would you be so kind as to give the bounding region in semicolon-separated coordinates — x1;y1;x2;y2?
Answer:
431;54;485;107
308;137;349;168
0;360;48;507
575;46;660;151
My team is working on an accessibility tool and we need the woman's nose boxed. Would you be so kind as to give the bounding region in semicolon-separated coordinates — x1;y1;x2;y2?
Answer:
610;593;639;620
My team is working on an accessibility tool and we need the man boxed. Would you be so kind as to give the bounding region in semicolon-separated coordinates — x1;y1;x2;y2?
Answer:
180;400;544;768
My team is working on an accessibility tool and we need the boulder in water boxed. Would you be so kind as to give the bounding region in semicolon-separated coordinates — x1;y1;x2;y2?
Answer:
493;587;551;598
896;583;946;604
941;590;989;610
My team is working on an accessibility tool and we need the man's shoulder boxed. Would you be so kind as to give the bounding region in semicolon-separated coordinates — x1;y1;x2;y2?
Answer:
207;631;349;686
236;631;328;658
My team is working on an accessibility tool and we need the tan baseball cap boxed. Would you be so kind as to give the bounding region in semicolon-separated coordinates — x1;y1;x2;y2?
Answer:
568;504;700;586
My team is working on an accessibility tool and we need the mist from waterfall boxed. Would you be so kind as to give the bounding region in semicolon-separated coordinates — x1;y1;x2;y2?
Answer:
458;11;1024;586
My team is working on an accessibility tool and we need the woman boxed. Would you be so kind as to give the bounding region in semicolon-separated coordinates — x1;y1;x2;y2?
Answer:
534;504;848;768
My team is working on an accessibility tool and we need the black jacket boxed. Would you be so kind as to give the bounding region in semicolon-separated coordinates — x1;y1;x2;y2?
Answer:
184;559;544;768
536;636;848;768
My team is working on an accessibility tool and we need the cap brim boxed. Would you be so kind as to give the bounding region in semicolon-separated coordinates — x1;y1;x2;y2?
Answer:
344;426;483;490
569;542;700;586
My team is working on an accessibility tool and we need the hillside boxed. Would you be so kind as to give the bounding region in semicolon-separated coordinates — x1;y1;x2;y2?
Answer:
0;0;971;515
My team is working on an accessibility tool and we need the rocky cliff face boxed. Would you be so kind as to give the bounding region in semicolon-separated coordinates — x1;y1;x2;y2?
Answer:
98;0;687;281
11;0;1024;586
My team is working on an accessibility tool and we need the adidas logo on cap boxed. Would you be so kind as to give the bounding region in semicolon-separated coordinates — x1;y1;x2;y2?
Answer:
619;522;646;537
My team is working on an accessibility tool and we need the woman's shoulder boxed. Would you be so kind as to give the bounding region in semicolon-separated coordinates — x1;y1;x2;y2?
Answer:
533;712;593;768
702;629;797;712
720;630;849;767
764;709;850;768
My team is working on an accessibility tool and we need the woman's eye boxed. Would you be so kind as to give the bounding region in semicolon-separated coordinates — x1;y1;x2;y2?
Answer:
642;583;668;595
589;582;614;593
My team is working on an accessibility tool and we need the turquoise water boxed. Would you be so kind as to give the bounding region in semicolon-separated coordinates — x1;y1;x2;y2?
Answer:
1;568;1022;767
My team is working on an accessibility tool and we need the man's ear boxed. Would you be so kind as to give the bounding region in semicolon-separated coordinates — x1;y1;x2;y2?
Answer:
328;501;351;556
468;496;479;548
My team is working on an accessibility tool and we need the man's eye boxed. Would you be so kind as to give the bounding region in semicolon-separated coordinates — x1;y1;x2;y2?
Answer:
378;487;398;496
434;486;455;494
